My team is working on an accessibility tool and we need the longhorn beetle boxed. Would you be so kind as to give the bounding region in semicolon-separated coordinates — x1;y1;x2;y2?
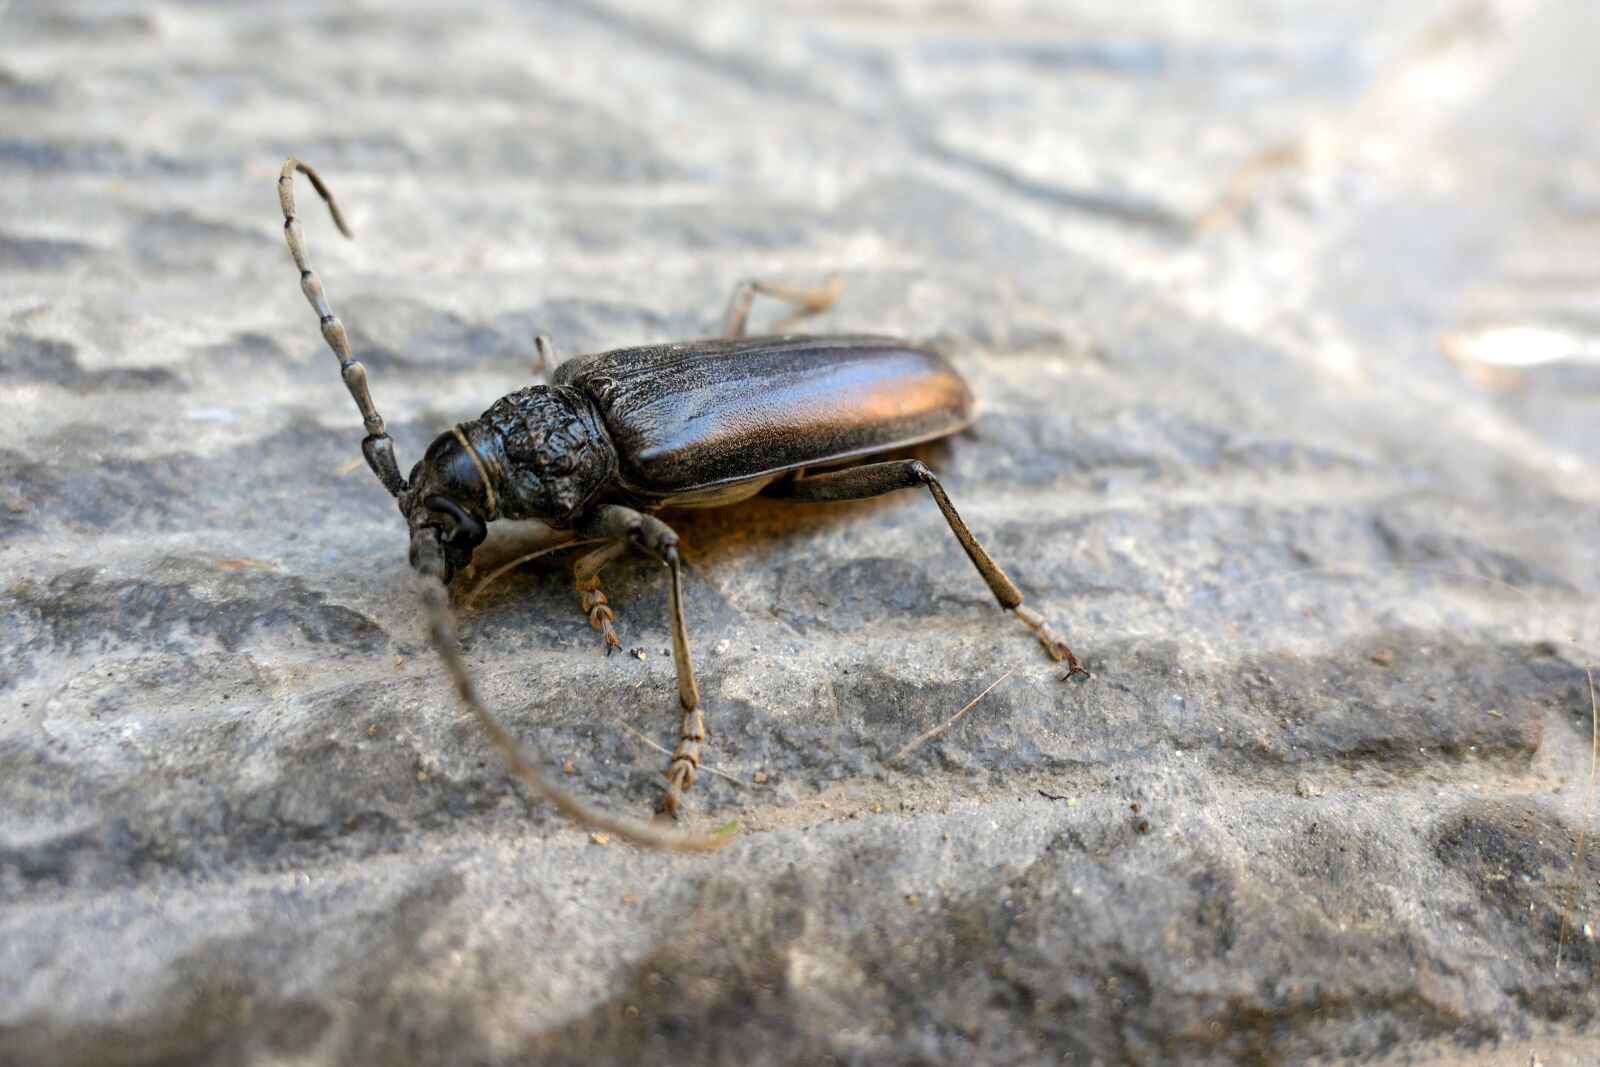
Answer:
278;158;1087;851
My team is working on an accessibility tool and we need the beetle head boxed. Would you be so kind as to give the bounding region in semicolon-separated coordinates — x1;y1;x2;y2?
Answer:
402;429;495;581
400;387;615;581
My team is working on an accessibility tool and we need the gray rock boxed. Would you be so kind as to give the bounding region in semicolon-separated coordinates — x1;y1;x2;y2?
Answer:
2;1;1598;1064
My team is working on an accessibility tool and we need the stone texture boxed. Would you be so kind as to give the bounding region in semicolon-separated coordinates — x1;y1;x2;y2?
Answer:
2;1;1599;1064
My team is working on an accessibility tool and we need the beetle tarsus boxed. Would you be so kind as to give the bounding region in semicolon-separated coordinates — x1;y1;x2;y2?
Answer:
660;706;706;818
574;541;632;654
577;578;621;653
1012;604;1088;678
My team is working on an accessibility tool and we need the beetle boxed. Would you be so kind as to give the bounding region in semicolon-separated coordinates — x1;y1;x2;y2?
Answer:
278;158;1087;851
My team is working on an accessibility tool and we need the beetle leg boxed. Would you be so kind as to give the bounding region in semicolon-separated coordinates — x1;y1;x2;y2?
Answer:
723;274;844;338
534;333;560;381
576;505;708;817
766;460;1089;678
573;537;630;654
410;526;729;852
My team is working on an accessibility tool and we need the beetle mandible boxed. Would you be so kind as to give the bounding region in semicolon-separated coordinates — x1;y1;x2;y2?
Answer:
278;158;1087;851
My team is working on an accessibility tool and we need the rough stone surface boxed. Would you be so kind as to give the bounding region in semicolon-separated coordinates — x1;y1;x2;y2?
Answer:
3;2;1599;1064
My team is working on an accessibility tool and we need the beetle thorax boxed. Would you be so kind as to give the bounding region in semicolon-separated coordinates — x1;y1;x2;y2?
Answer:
466;385;616;526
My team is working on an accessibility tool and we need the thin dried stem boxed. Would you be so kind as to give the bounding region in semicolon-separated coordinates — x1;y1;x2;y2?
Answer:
460;533;587;612
884;668;1016;766
614;719;747;788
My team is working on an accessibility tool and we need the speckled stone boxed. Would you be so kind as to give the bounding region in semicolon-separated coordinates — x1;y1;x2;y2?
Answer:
3;2;1599;1064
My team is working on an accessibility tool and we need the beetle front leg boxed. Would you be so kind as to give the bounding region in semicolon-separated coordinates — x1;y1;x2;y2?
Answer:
766;460;1089;678
576;505;707;817
573;538;629;654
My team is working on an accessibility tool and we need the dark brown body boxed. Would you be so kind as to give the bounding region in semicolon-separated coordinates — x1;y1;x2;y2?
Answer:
556;334;976;507
405;334;978;566
279;156;1086;854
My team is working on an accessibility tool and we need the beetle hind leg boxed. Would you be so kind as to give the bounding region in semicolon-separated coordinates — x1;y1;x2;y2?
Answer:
766;459;1089;678
723;274;844;338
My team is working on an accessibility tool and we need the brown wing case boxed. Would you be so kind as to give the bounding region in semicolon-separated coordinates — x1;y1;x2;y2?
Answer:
555;334;975;496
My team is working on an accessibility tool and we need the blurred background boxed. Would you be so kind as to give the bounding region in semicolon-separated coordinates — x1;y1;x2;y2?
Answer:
2;2;1598;1064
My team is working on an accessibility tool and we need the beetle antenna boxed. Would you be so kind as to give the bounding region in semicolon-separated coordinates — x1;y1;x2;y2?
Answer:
279;158;408;497
411;528;734;853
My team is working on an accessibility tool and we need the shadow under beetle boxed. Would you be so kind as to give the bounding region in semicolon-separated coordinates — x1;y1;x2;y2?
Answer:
278;158;1087;851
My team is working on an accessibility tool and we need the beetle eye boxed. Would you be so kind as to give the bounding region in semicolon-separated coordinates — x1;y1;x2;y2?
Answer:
424;494;486;550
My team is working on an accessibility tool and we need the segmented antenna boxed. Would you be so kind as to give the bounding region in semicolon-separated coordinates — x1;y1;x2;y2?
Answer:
279;158;407;496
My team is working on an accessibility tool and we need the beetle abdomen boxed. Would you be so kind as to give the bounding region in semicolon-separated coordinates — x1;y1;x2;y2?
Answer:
554;335;974;497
